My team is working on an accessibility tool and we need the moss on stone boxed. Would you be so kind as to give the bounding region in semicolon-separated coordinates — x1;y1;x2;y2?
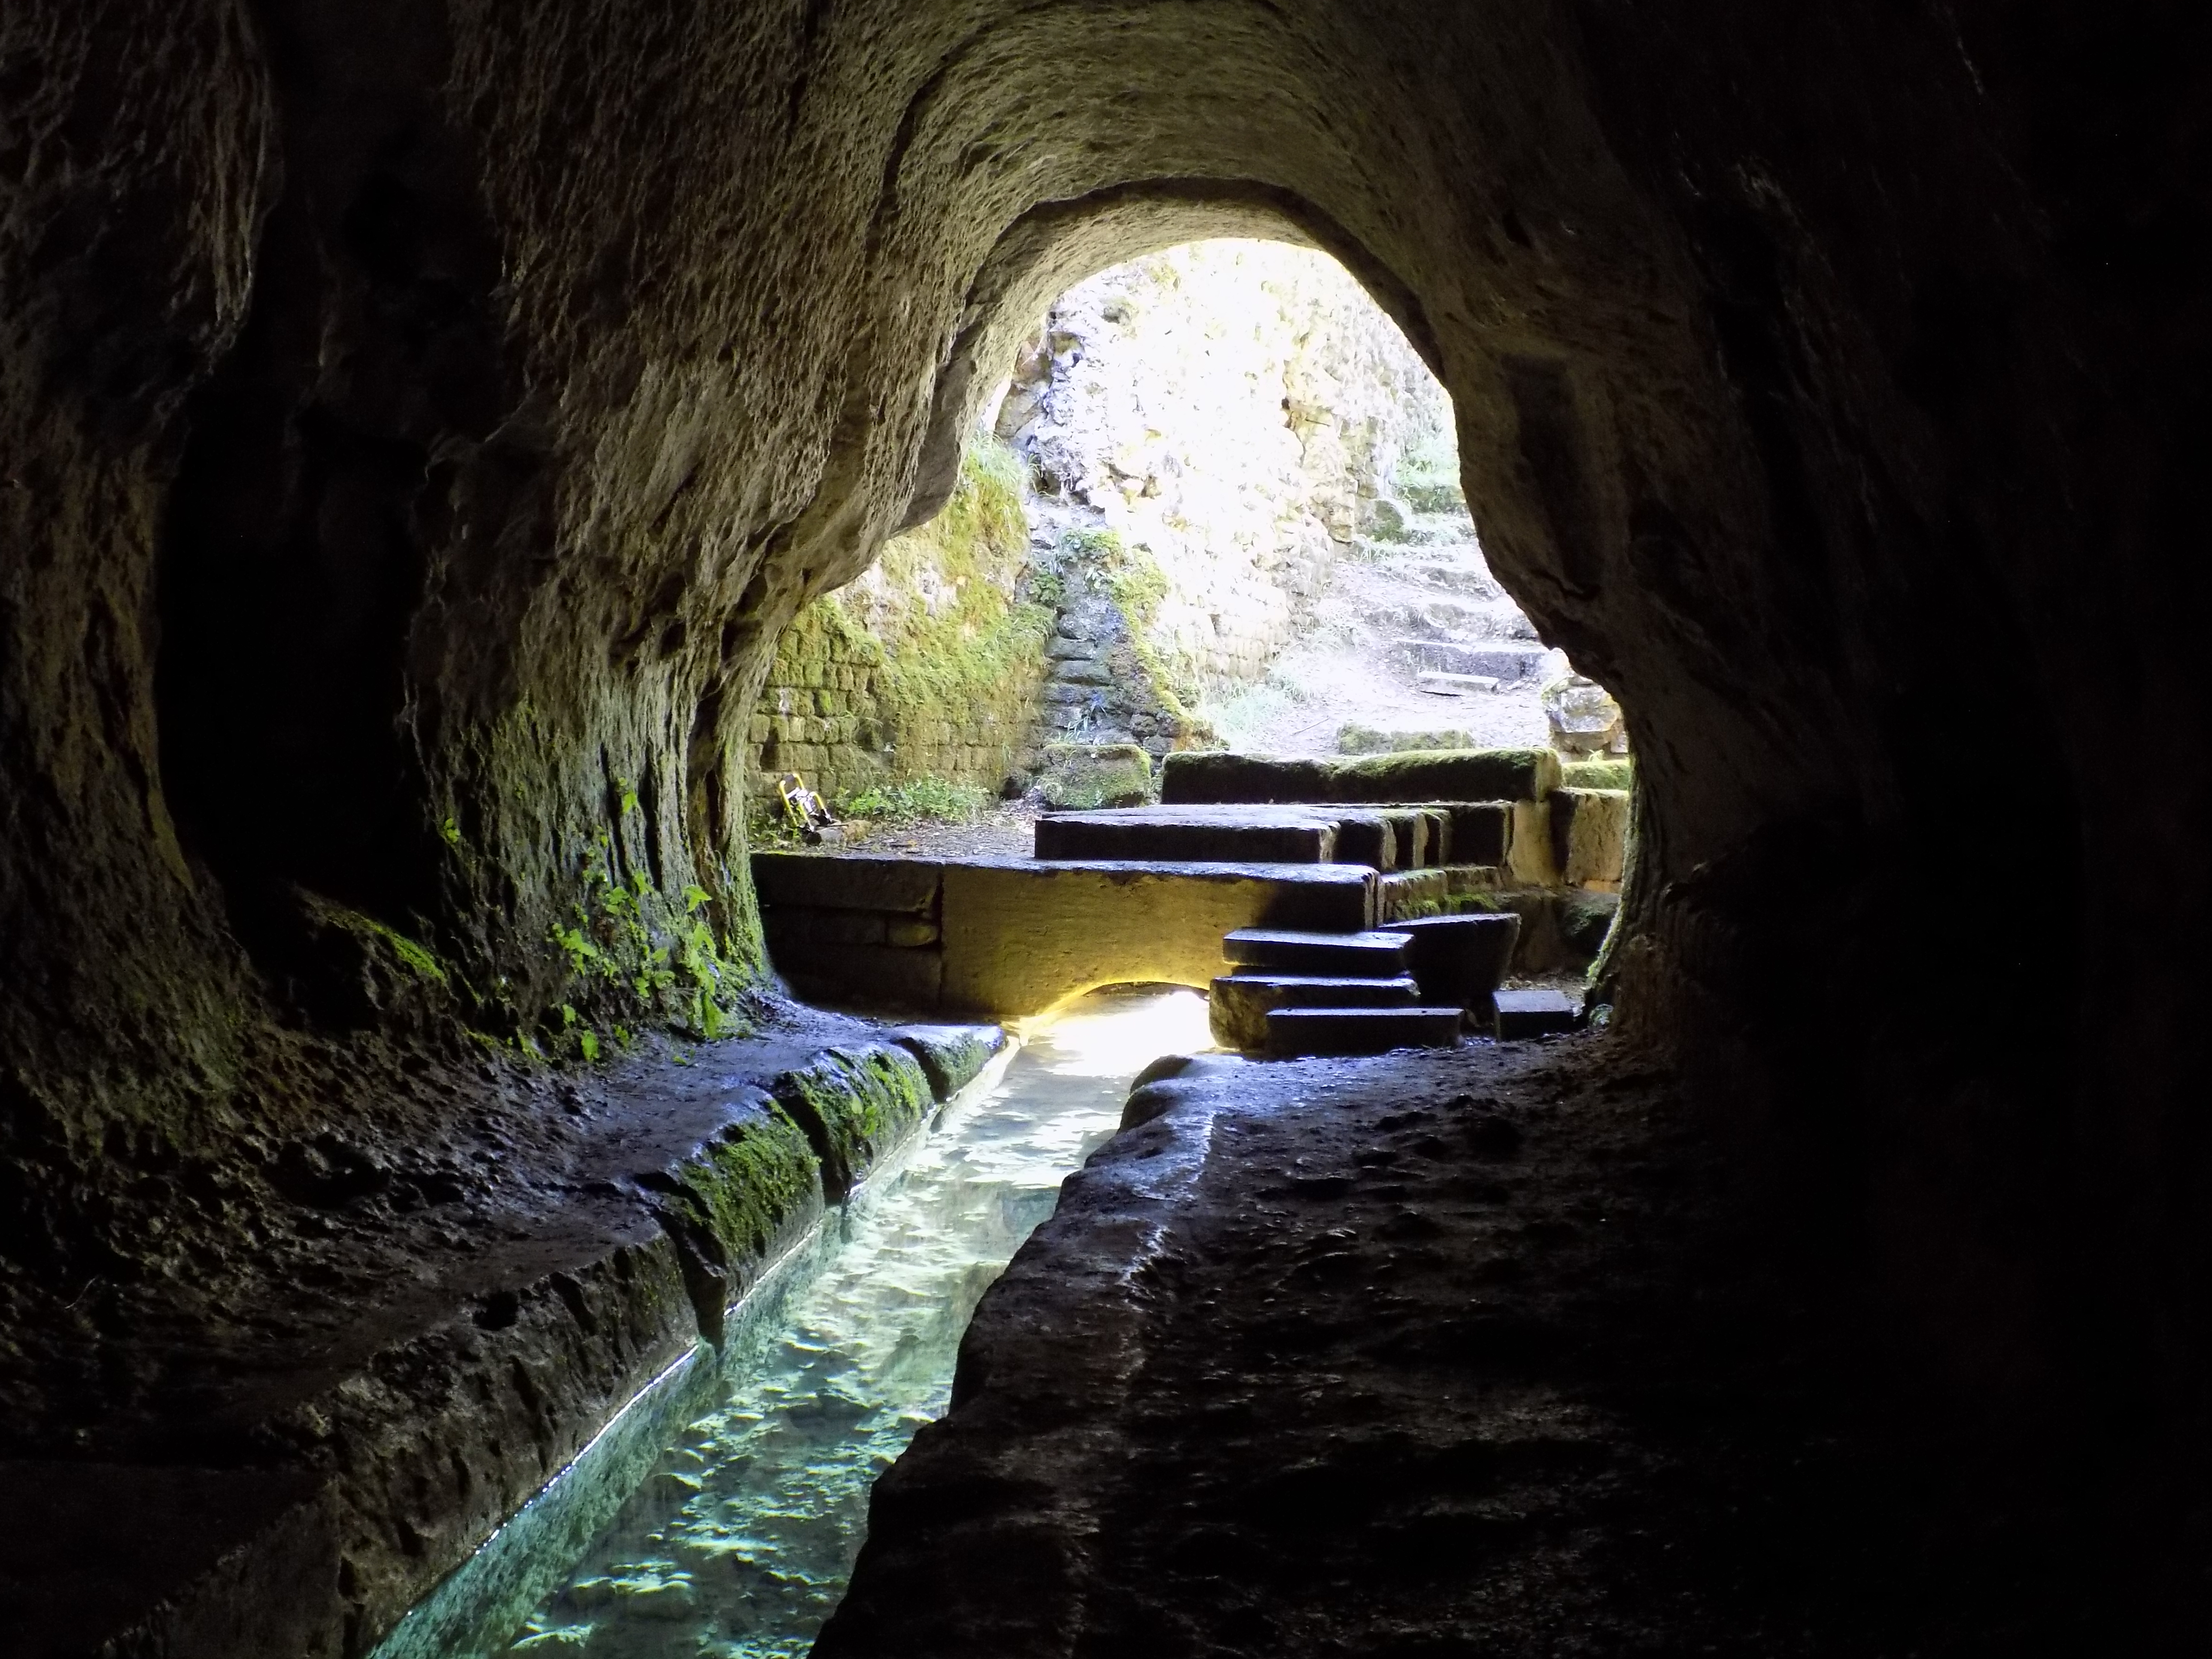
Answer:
678;1110;822;1270
1563;757;1634;791
754;439;1051;805
769;1042;932;1200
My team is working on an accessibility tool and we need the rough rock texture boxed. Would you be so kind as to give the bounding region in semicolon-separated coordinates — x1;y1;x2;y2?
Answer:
3;0;2209;1641
822;1040;2190;1654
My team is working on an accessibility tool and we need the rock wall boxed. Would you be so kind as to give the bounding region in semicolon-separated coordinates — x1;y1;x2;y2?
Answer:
3;0;2208;1562
747;442;1049;806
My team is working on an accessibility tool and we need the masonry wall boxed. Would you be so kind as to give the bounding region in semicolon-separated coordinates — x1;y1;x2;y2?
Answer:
747;441;1052;806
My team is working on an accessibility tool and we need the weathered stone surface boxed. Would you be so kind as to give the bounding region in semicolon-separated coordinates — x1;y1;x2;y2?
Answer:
1377;867;1454;921
886;1025;1008;1102
1264;1005;1463;1057
1036;741;1154;809
762;906;889;948
753;854;944;917
1208;973;1421;1051
1221;928;1413;976
767;1043;933;1200
942;862;1376;1016
1548;787;1631;888
1562;758;1634;792
777;944;945;1013
1493;988;1583;1040
1389;912;1523;1008
1034;811;1337;865
1507;799;1561;886
1421;800;1513;866
1162;748;1561;806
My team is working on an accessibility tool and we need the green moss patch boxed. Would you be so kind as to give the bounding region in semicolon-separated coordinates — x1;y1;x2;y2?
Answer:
769;1042;933;1200
1562;758;1633;791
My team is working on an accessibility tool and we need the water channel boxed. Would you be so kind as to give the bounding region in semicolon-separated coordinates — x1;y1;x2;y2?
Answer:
374;985;1212;1659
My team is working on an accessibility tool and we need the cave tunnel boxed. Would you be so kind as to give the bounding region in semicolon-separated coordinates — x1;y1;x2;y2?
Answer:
1;2;2206;1653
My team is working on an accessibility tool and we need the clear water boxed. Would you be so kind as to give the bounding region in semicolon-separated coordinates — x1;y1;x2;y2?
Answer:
483;987;1212;1659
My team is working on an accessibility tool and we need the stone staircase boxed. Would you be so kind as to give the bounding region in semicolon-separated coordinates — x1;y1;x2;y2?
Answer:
1209;911;1532;1057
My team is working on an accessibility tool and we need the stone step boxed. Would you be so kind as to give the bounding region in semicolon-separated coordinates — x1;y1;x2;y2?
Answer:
1388;638;1550;684
1263;1005;1465;1057
1221;927;1412;975
1492;986;1583;1039
1031;803;1408;871
1034;810;1337;864
1416;670;1502;697
1163;747;1561;808
1389;913;1522;1007
1208;973;1422;1050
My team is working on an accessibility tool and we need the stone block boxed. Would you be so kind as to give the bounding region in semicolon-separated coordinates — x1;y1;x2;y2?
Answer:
776;943;945;1012
1325;810;1395;872
1221;927;1412;975
751;852;943;916
1377;868;1451;921
1492;988;1582;1040
1446;864;1503;896
1208;973;1420;1051
884;918;942;948
1416;800;1510;865
1389;913;1522;1009
1507;799;1559;885
1547;787;1630;888
941;860;1375;1016
1037;742;1152;809
1378;808;1427;869
1033;811;1337;864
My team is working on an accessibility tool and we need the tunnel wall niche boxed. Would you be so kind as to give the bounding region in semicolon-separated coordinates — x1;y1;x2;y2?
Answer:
0;0;2204;1510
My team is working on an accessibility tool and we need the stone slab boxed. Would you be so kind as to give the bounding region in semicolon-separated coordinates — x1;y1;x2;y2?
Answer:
1034;812;1337;864
1263;1005;1465;1057
940;861;1377;1017
1161;747;1561;807
1209;974;1421;1051
1492;987;1583;1039
752;851;943;916
1221;928;1412;975
1377;868;1452;921
1416;670;1502;696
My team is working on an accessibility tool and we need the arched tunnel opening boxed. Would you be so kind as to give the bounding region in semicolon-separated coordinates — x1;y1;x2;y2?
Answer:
0;4;2203;1656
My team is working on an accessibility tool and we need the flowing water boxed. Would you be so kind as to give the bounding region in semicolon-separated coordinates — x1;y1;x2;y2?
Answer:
381;986;1211;1659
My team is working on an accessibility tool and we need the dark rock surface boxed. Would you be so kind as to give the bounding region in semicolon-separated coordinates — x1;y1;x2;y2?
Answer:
822;1036;2191;1655
0;1003;963;1658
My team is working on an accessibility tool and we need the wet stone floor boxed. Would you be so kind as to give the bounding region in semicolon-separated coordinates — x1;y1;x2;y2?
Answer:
499;988;1213;1658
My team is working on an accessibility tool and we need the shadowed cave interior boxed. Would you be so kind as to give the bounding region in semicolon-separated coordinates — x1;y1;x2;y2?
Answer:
0;2;2206;1654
